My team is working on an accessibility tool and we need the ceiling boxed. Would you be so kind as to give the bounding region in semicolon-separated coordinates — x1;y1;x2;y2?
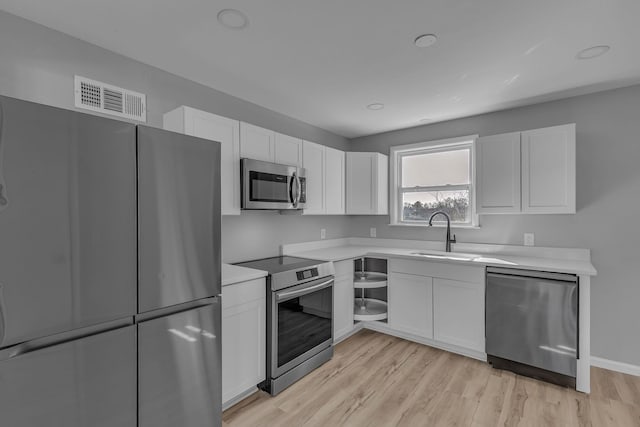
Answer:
1;1;639;138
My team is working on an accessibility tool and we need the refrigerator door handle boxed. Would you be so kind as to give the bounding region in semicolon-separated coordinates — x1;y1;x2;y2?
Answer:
0;317;133;361
135;296;219;324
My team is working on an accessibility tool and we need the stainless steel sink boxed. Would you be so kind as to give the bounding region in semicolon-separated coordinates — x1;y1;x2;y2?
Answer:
409;250;478;261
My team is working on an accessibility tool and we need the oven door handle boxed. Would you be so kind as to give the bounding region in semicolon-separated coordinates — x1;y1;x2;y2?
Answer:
276;278;334;302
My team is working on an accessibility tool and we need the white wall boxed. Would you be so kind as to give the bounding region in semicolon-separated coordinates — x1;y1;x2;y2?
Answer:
0;10;353;263
350;85;640;366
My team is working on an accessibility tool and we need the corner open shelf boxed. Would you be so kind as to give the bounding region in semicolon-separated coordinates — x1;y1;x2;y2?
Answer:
353;258;388;322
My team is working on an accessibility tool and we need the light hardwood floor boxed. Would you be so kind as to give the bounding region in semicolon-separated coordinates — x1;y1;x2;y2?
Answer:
223;329;640;427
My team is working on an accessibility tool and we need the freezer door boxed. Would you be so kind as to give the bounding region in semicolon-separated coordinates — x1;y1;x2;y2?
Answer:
486;273;578;377
0;96;137;348
137;126;221;313
0;325;136;427
138;302;222;427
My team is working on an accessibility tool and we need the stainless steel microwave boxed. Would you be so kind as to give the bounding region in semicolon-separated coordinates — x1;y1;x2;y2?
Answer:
241;158;306;210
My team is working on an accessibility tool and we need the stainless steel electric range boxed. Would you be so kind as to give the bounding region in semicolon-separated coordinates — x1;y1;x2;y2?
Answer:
235;255;335;395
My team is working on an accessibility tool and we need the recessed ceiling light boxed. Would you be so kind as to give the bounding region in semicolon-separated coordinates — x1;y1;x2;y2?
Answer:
366;103;384;110
576;45;610;60
419;118;433;123
414;34;438;48
217;9;249;30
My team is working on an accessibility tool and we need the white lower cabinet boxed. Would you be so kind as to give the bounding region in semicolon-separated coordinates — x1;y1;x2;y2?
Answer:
333;260;354;342
222;278;266;408
433;278;485;352
388;272;433;339
387;259;485;357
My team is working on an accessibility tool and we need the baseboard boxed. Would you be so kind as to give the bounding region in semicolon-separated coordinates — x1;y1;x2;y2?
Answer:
333;323;364;345
222;387;260;411
591;356;640;376
362;321;487;362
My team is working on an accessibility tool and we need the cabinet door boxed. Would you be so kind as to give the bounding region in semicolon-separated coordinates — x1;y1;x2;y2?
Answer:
240;122;274;162
274;132;303;167
222;296;265;406
302;140;326;214
374;153;389;215
521;124;576;214
325;147;346;215
433;278;484;352
476;132;521;214
388;272;433;339
186;108;240;215
333;261;354;342
346;153;374;214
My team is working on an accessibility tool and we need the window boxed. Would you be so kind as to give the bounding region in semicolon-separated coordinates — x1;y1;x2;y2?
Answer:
390;135;478;227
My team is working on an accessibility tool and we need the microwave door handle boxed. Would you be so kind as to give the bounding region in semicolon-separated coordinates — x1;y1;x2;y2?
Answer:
294;172;301;208
291;171;300;208
289;174;295;205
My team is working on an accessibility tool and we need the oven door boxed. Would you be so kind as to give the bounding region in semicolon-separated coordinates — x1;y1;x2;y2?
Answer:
242;159;301;210
271;277;333;378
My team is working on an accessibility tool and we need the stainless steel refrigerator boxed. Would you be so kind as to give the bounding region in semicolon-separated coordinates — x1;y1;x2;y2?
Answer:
0;95;222;427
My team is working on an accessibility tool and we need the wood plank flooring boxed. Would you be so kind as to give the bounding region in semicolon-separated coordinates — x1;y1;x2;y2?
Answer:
223;329;640;427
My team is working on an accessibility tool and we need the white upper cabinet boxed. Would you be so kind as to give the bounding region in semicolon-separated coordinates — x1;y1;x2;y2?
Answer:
346;152;388;215
274;132;303;167
522;124;576;214
240;123;303;168
163;106;240;215
239;122;274;162
302;141;325;215
302;141;346;215
325;147;346;215
476;132;521;214
476;123;576;214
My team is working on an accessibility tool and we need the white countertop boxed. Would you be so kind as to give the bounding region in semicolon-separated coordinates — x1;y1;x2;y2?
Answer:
222;263;268;287
282;239;597;276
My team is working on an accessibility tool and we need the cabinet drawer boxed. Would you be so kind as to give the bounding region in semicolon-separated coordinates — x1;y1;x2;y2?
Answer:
389;259;484;284
223;278;266;308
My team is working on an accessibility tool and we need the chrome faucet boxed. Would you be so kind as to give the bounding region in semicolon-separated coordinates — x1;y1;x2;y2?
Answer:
428;211;457;252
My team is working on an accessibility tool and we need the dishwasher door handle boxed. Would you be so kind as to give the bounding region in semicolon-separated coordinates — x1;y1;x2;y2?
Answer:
487;268;577;283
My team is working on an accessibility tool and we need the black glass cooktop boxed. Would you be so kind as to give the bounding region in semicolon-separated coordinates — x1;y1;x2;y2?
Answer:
234;256;325;275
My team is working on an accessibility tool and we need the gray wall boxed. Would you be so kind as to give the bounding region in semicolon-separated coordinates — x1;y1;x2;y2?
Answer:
2;10;637;366
0;11;352;263
351;85;640;366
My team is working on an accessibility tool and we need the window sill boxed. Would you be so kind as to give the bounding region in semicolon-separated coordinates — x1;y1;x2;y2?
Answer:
388;222;481;230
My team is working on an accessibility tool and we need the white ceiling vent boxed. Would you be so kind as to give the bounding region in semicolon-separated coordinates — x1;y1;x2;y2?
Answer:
74;75;146;122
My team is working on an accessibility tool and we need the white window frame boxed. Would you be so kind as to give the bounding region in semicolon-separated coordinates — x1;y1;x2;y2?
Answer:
389;134;479;227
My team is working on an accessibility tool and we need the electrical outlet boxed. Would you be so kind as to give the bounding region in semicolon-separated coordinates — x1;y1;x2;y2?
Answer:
320;228;326;240
370;227;377;238
524;233;535;246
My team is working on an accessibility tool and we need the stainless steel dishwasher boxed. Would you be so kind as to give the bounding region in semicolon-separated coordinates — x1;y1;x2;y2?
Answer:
486;267;578;388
